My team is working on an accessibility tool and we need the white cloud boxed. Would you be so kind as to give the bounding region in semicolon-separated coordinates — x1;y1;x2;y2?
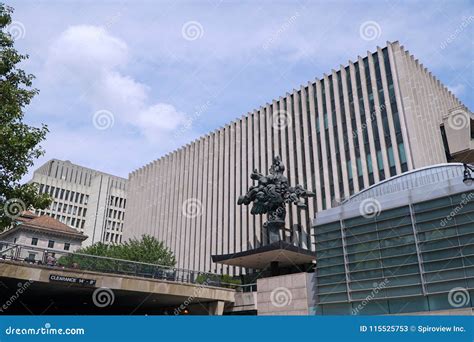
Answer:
45;25;128;82
137;104;187;140
43;25;187;140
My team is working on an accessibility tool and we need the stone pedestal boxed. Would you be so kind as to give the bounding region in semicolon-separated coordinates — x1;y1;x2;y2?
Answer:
256;272;315;316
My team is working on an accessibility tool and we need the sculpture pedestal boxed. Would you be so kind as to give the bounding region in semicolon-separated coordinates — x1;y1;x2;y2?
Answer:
264;220;285;244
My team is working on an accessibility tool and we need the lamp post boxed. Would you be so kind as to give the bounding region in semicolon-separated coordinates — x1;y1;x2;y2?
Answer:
463;163;474;186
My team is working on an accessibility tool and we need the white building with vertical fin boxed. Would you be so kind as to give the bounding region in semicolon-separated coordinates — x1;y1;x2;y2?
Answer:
123;41;473;275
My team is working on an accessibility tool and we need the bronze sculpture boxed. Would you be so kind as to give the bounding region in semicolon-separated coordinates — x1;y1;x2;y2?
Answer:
238;156;315;243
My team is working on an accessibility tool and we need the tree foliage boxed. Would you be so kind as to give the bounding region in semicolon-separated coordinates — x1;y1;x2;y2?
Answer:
0;4;50;230
58;235;177;270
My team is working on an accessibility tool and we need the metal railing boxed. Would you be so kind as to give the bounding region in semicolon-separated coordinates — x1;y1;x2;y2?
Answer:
0;241;245;290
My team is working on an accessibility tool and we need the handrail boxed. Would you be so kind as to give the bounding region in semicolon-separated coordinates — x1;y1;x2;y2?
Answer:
0;240;252;290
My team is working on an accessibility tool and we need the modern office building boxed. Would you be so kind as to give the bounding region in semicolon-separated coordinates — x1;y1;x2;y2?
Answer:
124;41;473;275
312;163;474;315
30;159;128;246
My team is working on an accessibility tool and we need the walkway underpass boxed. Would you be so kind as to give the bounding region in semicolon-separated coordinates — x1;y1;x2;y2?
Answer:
0;260;236;315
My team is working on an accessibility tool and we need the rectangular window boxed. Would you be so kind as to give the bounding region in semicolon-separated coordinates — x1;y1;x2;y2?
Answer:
48;240;55;248
64;243;70;251
399;143;407;163
31;237;38;246
388;146;395;167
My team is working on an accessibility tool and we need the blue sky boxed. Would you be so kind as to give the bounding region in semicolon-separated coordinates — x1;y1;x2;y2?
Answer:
8;0;473;180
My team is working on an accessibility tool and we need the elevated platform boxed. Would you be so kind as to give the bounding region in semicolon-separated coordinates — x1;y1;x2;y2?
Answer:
211;241;316;269
0;260;234;315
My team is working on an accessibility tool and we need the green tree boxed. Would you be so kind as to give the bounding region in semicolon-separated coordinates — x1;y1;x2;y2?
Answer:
0;4;50;230
58;235;177;269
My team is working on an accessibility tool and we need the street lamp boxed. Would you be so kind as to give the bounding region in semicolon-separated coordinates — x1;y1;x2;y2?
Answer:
463;163;474;186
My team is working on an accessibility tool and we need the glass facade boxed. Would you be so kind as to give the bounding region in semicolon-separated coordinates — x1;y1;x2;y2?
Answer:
313;189;474;315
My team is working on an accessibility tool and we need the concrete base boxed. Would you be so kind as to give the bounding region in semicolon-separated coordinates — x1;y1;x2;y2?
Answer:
208;301;225;315
257;272;314;315
225;292;257;314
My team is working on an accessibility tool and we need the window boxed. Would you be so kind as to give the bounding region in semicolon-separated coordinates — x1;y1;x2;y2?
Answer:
28;253;36;261
31;237;38;246
64;243;70;251
48;240;55;248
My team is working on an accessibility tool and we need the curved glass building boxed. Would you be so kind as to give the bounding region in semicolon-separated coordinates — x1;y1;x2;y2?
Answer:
312;163;474;315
